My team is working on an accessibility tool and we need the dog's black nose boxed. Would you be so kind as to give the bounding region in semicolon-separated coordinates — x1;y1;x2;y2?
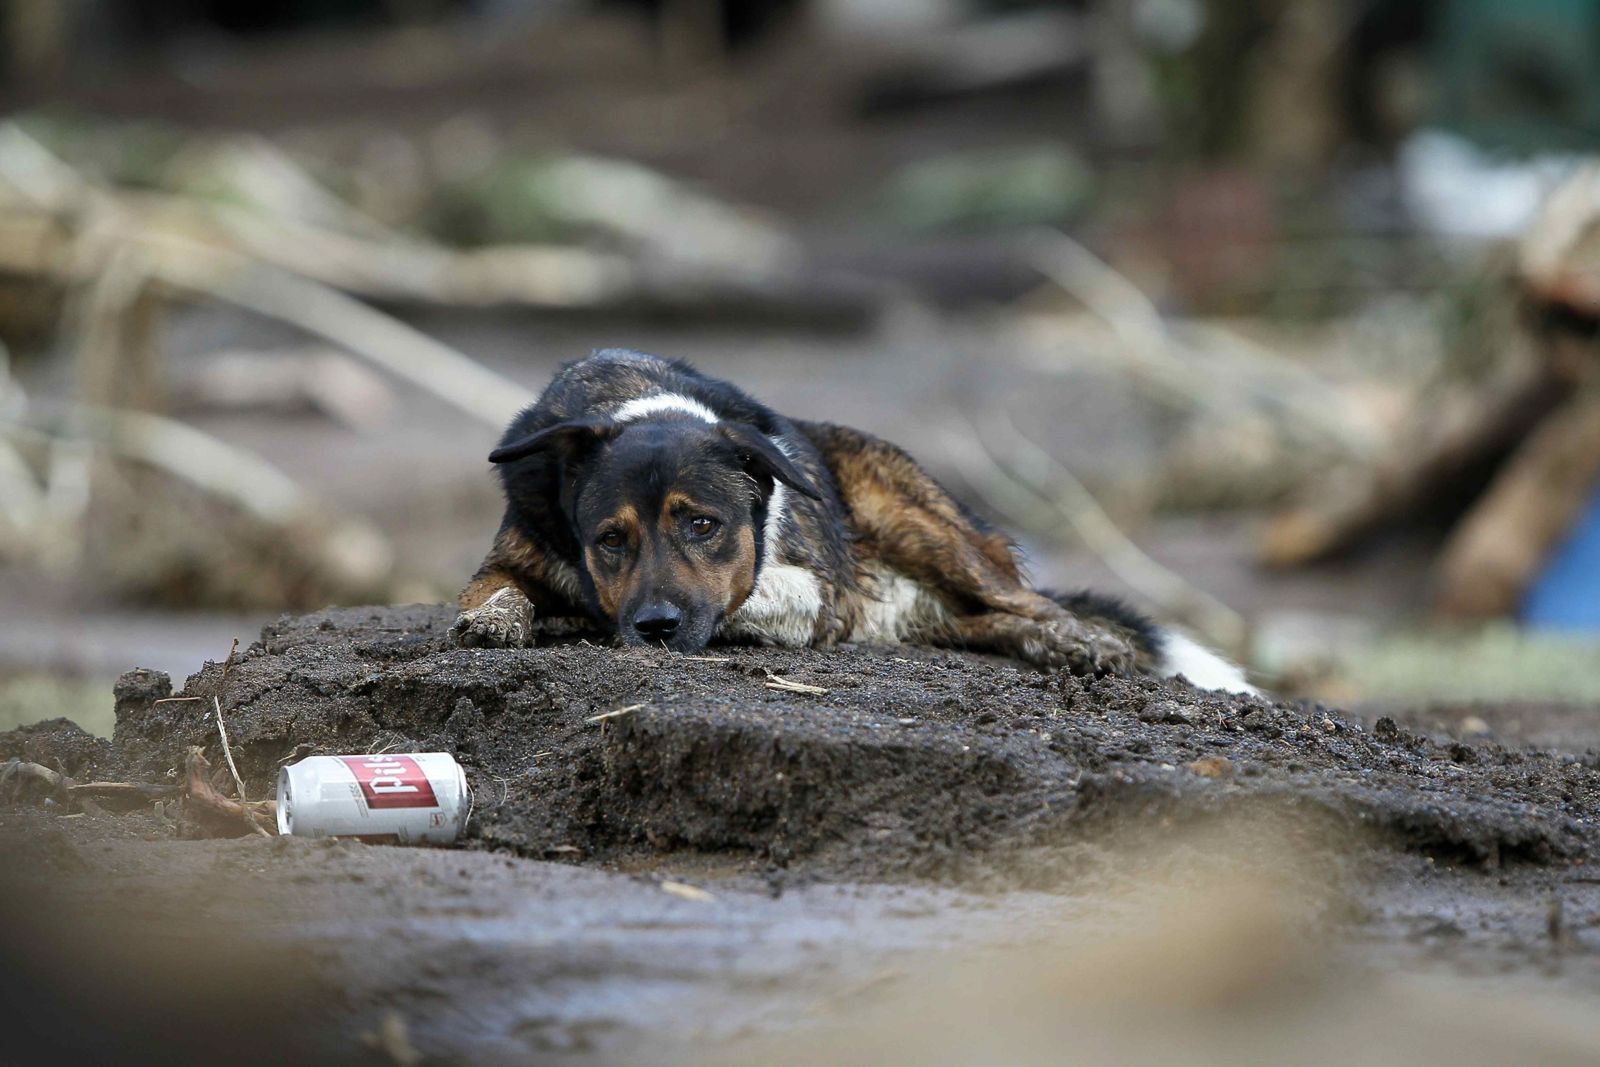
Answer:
632;602;682;641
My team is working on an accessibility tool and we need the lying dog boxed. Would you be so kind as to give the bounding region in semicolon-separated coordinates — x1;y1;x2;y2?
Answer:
455;349;1252;692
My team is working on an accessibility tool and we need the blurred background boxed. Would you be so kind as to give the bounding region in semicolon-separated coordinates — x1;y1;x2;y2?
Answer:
2;0;1599;735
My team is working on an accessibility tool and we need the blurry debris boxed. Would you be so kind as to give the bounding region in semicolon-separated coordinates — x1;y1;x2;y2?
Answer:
1239;0;1350;172
1263;167;1600;625
172;347;397;430
1522;162;1600;320
660;880;716;903
2;758;179;811
1309;624;1600;706
0;757;65;801
877;145;1093;233
0;400;396;607
167;134;400;242
1435;389;1600;620
854;8;1088;113
362;1011;423;1067
1431;1;1600;155
1023;230;1381;460
1147;168;1277;312
1400;129;1579;240
942;407;1247;656
1521;481;1600;630
1087;0;1165;149
1186;756;1233;778
440;154;798;274
1547;894;1576;953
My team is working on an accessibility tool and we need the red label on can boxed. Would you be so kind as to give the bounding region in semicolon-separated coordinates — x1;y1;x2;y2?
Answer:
338;755;440;810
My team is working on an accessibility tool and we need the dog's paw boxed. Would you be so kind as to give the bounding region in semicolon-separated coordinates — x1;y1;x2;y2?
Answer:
453;590;533;649
1032;618;1135;676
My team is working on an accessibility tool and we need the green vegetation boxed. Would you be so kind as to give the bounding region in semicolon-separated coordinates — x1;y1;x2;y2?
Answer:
0;673;116;737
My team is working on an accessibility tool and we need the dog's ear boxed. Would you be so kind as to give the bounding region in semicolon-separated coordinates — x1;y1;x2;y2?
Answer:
719;423;824;501
489;419;618;465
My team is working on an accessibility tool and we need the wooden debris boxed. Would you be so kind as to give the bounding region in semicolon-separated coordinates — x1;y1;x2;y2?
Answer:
660;880;716;903
213;696;248;803
0;758;67;798
1;759;181;812
1435;390;1600;619
1263;163;1600;612
178;746;274;839
587;703;645;724
763;671;829;696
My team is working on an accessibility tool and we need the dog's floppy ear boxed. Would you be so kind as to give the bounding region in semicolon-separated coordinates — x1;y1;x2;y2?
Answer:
489;418;618;464
719;423;824;501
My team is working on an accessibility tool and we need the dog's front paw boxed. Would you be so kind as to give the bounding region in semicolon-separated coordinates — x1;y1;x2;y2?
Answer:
453;589;533;649
1036;618;1135;676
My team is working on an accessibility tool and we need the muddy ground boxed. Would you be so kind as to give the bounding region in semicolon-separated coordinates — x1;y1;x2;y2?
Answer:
4;605;1600;1063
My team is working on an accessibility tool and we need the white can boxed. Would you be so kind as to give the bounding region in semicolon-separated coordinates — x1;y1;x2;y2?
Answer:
276;752;469;844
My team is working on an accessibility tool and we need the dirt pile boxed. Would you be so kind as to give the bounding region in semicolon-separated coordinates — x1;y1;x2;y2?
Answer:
12;604;1592;882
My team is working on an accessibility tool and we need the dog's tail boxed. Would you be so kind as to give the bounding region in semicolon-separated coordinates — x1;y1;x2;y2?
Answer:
1045;590;1258;695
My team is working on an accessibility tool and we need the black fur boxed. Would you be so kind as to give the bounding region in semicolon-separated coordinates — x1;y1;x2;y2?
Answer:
1045;590;1164;661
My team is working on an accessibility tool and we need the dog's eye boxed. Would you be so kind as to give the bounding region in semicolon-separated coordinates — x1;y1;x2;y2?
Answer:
597;530;625;551
688;516;720;539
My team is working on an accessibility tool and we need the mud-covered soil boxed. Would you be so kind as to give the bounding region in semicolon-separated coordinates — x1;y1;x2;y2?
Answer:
4;605;1600;1063
48;604;1598;878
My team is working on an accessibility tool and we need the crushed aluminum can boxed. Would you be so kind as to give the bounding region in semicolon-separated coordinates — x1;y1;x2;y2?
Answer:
276;752;469;844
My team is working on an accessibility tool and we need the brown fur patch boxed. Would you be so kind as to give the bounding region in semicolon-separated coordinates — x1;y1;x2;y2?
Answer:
721;526;759;615
460;528;547;609
661;491;703;520
801;422;1058;623
584;506;641;619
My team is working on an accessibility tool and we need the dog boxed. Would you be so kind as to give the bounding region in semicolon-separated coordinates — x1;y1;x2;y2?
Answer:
454;349;1253;693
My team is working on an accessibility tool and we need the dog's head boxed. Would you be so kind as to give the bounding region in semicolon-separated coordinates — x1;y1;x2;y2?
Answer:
490;415;821;650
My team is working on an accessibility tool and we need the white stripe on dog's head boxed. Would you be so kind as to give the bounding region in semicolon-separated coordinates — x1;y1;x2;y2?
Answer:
613;393;719;425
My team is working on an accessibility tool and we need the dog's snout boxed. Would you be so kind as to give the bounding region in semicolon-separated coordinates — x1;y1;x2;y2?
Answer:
632;601;682;642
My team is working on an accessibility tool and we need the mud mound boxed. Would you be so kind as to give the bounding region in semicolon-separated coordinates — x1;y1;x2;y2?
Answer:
21;604;1583;882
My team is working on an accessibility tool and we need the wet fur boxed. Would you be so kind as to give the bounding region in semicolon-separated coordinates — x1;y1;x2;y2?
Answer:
456;349;1241;685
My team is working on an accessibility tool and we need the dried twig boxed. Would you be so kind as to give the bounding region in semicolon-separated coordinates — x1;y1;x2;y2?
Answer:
213;696;247;803
68;781;180;803
587;703;645;724
763;670;829;696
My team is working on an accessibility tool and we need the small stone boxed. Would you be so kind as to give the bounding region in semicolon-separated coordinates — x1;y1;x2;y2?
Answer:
1459;715;1491;737
1137;700;1193;726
